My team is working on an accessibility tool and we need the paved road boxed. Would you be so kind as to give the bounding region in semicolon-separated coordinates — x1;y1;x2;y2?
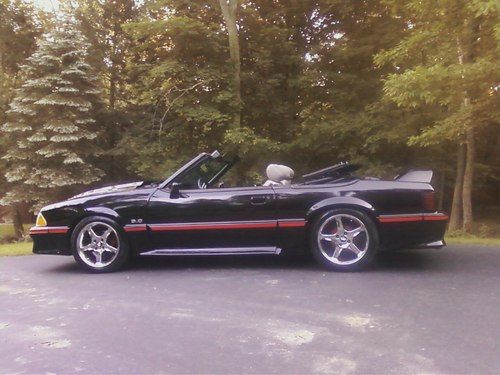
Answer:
0;244;499;374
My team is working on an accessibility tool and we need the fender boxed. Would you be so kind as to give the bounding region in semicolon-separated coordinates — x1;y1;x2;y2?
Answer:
306;196;375;221
82;206;121;221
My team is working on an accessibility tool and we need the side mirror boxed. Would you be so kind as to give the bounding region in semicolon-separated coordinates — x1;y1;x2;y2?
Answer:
170;182;181;198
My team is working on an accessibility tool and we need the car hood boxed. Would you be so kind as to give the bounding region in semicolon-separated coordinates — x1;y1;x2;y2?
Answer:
70;181;146;199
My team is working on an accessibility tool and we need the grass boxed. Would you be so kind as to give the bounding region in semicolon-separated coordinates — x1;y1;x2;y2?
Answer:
0;241;32;256
0;223;31;238
0;223;34;256
445;234;500;246
445;215;500;246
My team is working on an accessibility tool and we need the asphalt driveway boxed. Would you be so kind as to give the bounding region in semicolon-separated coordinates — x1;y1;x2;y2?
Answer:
1;244;499;374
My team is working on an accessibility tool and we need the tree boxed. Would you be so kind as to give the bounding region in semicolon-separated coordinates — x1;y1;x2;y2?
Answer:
1;21;104;210
214;0;242;129
375;0;499;232
121;1;234;179
0;0;42;236
65;0;140;183
69;0;137;110
287;0;417;176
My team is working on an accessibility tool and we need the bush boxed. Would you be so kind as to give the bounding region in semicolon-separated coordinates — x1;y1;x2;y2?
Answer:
478;224;495;238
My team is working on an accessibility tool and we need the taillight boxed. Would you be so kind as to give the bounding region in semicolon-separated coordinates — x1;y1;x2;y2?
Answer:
422;191;435;211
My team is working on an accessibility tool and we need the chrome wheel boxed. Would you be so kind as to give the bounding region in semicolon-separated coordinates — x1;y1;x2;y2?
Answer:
317;214;369;265
76;222;120;268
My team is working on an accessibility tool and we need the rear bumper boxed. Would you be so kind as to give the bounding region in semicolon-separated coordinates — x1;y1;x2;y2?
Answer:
377;212;448;251
30;226;71;255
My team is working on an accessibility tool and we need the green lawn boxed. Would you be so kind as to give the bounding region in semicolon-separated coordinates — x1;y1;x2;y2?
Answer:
0;241;33;256
0;223;34;256
0;223;32;238
445;235;500;246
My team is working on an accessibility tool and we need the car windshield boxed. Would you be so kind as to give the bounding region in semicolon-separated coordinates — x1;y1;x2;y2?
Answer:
175;158;231;189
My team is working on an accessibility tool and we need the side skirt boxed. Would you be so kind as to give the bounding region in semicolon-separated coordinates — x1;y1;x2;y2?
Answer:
140;246;282;256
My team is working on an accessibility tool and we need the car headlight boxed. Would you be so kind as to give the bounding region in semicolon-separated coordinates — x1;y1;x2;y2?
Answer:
36;212;47;227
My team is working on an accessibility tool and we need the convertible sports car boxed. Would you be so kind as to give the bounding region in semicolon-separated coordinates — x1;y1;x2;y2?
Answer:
30;150;448;272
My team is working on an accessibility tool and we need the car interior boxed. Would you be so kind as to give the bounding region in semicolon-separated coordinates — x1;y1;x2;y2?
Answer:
172;151;361;190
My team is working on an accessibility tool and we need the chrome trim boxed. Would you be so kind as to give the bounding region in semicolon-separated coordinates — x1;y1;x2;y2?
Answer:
140;246;281;256
378;213;422;218
416;240;446;249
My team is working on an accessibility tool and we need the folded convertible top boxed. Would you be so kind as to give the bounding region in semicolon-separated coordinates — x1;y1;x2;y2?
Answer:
395;170;433;183
302;162;360;184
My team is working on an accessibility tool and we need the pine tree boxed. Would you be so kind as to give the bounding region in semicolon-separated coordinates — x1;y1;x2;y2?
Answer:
1;21;104;209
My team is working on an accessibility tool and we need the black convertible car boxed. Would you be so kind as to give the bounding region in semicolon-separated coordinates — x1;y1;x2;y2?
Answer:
30;150;448;272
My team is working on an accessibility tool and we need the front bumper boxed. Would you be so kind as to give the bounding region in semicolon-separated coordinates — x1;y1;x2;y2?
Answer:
30;226;72;255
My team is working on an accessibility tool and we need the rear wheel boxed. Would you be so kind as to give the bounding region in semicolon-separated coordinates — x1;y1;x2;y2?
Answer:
72;217;129;273
309;208;378;271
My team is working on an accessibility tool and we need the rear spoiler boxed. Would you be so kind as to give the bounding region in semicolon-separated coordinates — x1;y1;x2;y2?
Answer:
395;170;433;183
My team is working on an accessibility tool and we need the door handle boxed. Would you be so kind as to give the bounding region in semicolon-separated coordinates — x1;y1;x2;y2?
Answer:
250;196;268;205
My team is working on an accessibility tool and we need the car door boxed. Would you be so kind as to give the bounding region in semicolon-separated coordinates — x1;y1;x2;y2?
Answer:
145;186;279;254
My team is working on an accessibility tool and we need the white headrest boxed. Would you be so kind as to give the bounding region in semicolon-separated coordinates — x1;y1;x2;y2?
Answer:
266;164;294;183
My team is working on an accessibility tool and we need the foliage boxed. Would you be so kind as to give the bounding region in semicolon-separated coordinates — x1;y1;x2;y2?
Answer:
374;0;499;231
1;22;104;209
0;0;42;201
0;0;498;226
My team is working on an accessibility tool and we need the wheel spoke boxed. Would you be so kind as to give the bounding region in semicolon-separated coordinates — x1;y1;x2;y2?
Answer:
346;226;363;239
332;246;342;259
81;244;95;252
349;242;362;256
102;228;112;241
335;216;344;234
104;244;118;253
88;228;100;241
319;233;336;242
93;250;103;265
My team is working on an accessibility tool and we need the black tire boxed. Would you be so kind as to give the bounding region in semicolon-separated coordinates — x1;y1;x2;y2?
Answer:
71;216;130;273
309;208;379;271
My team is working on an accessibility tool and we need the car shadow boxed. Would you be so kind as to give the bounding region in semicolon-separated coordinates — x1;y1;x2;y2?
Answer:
129;254;317;271
44;245;499;275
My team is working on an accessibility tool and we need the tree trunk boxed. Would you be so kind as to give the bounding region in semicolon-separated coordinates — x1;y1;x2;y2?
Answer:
456;24;475;233
448;143;466;231
109;69;116;110
462;123;475;233
109;29;118;110
11;204;24;238
217;0;241;129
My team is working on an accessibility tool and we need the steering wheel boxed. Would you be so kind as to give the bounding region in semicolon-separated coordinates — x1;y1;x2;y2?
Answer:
197;178;207;189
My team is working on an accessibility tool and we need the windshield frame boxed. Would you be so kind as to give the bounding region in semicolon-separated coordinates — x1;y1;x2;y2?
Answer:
159;151;237;190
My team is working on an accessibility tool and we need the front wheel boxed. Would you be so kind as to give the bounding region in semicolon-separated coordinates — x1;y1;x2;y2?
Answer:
71;217;129;273
309;209;379;271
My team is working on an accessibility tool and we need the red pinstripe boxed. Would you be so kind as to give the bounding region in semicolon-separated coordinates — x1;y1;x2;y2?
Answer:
29;226;69;235
149;221;277;232
378;213;448;223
